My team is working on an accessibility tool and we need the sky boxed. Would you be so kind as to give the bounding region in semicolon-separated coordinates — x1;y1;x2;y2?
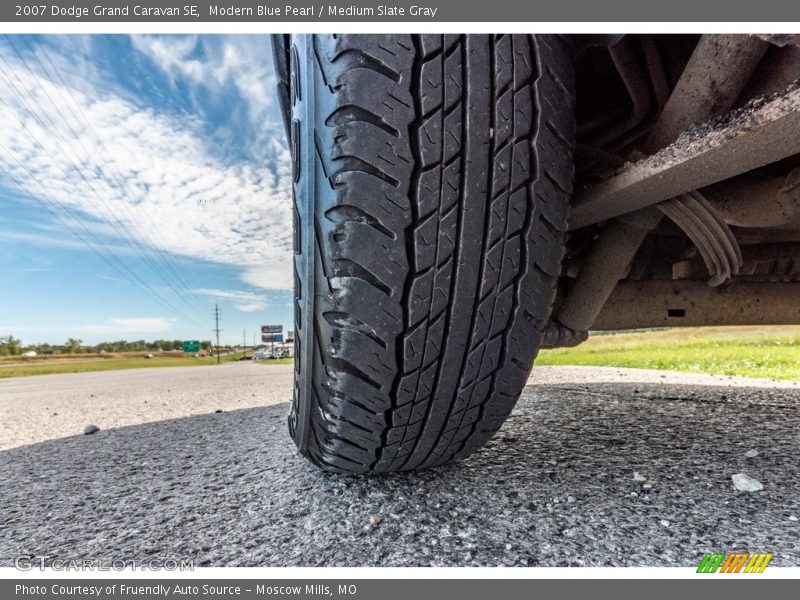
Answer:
0;34;295;346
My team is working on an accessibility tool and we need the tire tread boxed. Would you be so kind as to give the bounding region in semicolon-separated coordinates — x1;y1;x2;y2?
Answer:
289;34;574;473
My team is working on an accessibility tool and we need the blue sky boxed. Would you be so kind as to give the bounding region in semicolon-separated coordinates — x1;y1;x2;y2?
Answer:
0;35;294;346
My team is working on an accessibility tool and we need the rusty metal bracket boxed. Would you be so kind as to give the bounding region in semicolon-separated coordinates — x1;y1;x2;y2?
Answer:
569;86;800;230
594;281;800;330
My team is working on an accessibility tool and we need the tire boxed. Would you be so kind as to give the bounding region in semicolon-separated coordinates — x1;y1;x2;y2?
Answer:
287;34;575;473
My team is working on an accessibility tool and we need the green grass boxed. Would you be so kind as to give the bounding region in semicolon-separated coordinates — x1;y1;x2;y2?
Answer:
4;327;797;381
253;358;295;366
0;352;255;379
537;326;800;380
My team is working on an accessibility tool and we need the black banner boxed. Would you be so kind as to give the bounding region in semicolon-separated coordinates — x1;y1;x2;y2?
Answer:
3;0;800;22
3;579;799;600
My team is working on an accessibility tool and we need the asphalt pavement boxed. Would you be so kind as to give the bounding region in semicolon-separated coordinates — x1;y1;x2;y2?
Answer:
0;366;798;567
0;362;293;451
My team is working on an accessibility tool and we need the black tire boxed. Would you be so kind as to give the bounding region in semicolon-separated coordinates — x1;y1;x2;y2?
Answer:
287;34;574;473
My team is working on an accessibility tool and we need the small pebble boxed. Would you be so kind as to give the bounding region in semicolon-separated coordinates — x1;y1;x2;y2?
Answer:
215;409;223;413
660;520;670;528
643;483;653;490
83;424;99;435
745;449;759;458
633;472;646;482
789;515;797;522
369;515;381;527
732;473;763;492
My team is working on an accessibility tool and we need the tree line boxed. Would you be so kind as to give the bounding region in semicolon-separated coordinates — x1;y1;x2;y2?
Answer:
0;336;214;355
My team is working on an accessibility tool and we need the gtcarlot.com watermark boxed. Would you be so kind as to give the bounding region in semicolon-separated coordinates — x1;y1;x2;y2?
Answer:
15;556;194;571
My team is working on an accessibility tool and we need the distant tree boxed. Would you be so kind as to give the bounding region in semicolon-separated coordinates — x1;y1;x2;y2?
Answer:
0;335;22;355
114;341;126;352
65;338;83;354
5;337;233;354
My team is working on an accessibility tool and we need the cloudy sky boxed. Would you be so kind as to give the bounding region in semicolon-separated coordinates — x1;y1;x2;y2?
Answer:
0;35;294;345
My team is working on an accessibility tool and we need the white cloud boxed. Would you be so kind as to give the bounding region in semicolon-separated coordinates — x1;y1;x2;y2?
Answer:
129;34;282;164
130;35;277;121
77;317;173;336
240;264;294;292
193;288;268;313
0;37;294;294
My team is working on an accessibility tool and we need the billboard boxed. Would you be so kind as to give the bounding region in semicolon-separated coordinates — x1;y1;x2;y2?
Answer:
182;340;200;353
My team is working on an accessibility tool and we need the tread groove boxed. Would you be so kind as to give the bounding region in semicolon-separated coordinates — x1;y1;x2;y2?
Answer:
325;104;400;136
289;34;574;473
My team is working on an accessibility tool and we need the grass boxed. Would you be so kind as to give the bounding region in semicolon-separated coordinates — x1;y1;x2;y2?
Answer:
4;326;797;381
253;358;294;366
537;326;800;380
0;351;272;379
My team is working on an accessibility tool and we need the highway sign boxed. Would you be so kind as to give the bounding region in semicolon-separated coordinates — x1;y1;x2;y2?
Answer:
262;334;284;343
261;325;283;334
182;340;200;353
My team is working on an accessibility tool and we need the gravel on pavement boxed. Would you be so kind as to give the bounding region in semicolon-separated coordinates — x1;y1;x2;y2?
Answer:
1;364;797;567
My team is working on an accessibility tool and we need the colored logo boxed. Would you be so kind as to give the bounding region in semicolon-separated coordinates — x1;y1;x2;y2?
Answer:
697;552;773;573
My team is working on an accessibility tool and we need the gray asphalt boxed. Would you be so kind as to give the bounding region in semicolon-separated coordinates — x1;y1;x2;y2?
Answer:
1;378;798;567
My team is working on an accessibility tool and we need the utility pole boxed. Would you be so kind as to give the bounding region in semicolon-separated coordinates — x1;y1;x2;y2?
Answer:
242;328;247;359
213;304;222;364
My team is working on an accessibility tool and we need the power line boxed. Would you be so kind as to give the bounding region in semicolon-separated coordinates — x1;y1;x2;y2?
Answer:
0;107;208;330
0;42;210;320
14;35;211;314
4;45;210;318
0;138;208;330
0;60;204;319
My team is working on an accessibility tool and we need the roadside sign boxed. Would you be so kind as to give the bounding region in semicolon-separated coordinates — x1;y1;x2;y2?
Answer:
262;334;284;343
261;325;283;334
182;340;200;353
